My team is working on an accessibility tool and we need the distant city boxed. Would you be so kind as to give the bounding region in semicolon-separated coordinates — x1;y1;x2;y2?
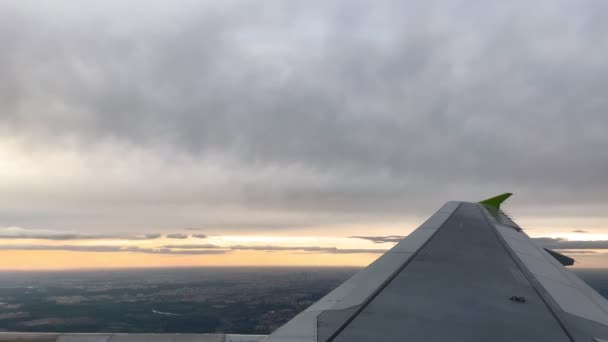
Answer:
0;267;606;334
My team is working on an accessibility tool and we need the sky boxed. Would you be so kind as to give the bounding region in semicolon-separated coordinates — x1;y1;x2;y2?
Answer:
1;0;608;269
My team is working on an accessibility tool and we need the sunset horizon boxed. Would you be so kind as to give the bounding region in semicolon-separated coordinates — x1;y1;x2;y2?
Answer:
1;1;607;271
3;208;608;270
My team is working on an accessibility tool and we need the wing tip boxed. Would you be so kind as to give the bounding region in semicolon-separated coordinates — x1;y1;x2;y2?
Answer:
479;192;513;209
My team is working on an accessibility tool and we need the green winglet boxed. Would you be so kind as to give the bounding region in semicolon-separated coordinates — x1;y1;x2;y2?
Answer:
479;193;513;209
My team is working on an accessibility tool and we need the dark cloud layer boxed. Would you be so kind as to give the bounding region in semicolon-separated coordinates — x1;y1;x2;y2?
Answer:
0;228;161;241
228;245;387;254
350;234;608;252
533;238;608;250
0;244;229;255
165;233;189;239
556;250;597;255
2;237;607;255
162;244;221;249
0;243;386;254
163;243;387;254
0;1;607;232
350;235;406;243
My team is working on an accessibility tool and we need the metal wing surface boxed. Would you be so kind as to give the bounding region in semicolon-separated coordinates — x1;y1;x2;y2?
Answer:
266;195;608;342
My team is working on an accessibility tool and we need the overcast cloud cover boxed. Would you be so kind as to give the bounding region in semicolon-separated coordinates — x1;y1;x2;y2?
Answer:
0;0;607;234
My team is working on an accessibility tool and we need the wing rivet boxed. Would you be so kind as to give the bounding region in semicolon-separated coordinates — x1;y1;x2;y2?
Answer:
509;296;526;303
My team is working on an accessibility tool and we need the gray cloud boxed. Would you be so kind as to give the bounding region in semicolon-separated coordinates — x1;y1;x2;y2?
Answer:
3;237;606;255
350;235;406;243
0;1;607;233
162;244;221;249
230;245;388;254
350;235;608;251
555;250;598;255
533;238;608;250
163;243;387;254
131;234;162;240
0;244;229;255
0;242;387;254
572;230;589;233
218;238;608;254
0;228;161;241
165;233;189;239
191;234;208;239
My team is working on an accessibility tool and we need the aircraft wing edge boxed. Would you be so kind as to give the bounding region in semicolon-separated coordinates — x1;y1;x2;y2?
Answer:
481;205;608;338
264;201;462;342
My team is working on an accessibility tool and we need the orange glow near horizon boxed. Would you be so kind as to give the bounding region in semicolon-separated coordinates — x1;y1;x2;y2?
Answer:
0;250;379;271
1;216;608;270
1;230;607;270
1;249;606;270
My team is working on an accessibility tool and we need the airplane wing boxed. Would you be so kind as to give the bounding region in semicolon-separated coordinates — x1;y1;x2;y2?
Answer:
265;194;608;342
3;194;607;341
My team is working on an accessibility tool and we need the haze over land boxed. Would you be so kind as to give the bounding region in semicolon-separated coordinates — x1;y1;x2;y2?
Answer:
1;0;607;269
0;267;606;333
